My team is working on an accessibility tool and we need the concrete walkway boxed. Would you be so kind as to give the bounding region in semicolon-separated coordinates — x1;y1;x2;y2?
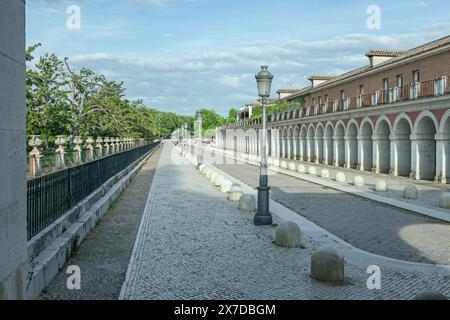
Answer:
120;143;450;300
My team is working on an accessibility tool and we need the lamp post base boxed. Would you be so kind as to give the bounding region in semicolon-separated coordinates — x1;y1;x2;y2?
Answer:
254;185;272;226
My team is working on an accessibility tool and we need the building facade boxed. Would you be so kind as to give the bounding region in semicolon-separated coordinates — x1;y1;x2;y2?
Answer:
216;35;450;183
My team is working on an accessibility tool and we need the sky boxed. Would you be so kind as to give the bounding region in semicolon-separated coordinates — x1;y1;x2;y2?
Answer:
27;0;450;116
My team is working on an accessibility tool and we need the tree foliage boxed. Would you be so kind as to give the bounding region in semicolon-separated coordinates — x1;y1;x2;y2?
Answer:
26;44;195;147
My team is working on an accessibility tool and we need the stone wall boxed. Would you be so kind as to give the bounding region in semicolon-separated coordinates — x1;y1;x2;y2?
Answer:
0;0;27;300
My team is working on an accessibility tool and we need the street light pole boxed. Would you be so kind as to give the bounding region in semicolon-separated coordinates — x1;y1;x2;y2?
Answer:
254;66;273;226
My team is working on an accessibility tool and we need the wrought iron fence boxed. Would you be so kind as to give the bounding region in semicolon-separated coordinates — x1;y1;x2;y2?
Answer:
27;141;160;240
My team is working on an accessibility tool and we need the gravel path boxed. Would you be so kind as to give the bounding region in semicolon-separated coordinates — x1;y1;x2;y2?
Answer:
39;145;163;300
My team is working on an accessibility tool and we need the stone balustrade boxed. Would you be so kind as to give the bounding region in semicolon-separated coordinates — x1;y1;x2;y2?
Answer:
27;136;144;177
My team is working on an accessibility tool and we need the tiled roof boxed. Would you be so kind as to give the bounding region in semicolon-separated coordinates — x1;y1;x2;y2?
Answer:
308;75;337;81
276;88;303;93
365;50;404;57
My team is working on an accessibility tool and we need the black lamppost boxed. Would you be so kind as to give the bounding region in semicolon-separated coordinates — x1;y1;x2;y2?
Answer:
254;66;273;226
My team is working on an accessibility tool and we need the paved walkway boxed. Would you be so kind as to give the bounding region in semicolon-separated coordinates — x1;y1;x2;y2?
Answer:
120;143;450;300
39;146;163;300
201;148;450;265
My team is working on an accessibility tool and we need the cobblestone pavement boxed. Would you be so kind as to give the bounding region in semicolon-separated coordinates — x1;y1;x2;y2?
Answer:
120;143;450;300
211;156;450;265
39;146;163;300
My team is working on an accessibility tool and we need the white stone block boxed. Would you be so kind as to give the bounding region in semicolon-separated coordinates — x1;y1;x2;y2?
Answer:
220;180;232;193
198;164;206;172
374;180;387;192
288;162;296;171
353;175;365;187
320;169;330;179
308;166;317;175
335;172;346;183
229;191;243;202
267;158;273;166
214;175;225;187
273;159;280;167
205;168;212;179
209;171;219;183
439;193;450;209
310;247;345;283
239;194;256;212
404;185;419;199
280;161;288;169
275;221;303;248
297;164;306;173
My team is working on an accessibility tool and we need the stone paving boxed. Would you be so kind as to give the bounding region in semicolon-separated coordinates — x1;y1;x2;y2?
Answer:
39;146;163;300
120;143;450;300
208;153;450;265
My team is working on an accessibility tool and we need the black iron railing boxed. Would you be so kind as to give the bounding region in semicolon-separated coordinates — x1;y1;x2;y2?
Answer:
27;141;160;240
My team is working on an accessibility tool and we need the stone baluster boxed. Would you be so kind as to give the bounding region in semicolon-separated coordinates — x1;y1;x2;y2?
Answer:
95;137;103;158
28;135;43;177
55;135;66;169
104;137;110;155
73;136;83;164
86;137;94;161
115;138;120;152
110;138;116;153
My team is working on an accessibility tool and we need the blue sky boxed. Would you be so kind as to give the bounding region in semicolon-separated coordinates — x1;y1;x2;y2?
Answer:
27;0;450;116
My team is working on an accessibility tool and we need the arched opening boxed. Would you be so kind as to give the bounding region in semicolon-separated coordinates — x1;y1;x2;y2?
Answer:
267;129;272;156
416;116;436;180
347;122;358;169
294;127;300;160
375;120;391;174
288;128;294;159
300;127;307;161
360;121;373;172
394;118;412;177
335;124;345;167
324;125;334;165
282;128;288;158
307;126;315;162
316;126;324;163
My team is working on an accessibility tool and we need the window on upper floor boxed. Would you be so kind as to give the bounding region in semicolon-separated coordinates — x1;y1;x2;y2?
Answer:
359;84;365;95
324;94;328;104
413;70;420;82
383;79;389;92
340;90;345;100
318;96;322;105
312;98;316;106
397;75;404;98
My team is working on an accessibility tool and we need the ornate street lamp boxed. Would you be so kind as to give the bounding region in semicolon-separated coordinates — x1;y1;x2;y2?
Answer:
254;66;274;226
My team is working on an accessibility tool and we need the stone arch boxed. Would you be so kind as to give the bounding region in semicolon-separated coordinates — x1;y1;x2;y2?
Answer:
334;122;346;167
414;111;438;180
439;110;450;183
293;126;300;160
300;125;308;161
346;120;359;169
315;123;325;163
359;118;374;172
324;122;334;165
288;126;294;159
307;124;316;162
374;117;392;174
393;114;413;177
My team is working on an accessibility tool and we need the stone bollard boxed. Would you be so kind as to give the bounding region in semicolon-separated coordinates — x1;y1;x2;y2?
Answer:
310;247;345;283
229;184;243;202
335;172;346;183
220;180;233;193
239;194;256;212
297;164;306;173
404;185;419;199
288;162;296;171
210;171;219;183
413;291;448;300
375;180;387;192
308;166;317;175
198;164;206;172
439;193;450;209
353;175;365;187
280;161;288;169
273;159;280;167
205;168;212;179
214;174;225;187
96;137;104;158
275;221;303;248
320;169;330;179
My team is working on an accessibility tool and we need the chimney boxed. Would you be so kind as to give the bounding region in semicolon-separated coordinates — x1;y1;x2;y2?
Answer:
308;75;336;87
365;50;404;67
